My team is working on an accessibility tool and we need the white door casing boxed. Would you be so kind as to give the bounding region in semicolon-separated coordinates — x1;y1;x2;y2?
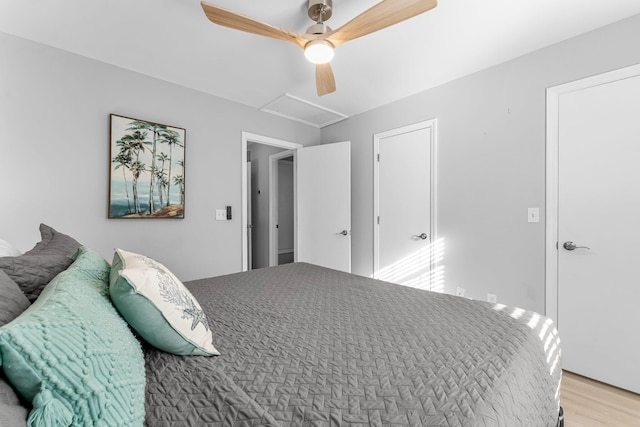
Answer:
296;141;351;272
546;64;640;393
247;160;253;270
373;120;438;290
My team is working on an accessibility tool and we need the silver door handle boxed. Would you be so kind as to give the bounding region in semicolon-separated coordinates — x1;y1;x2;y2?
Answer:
563;241;590;251
336;230;350;236
413;233;429;240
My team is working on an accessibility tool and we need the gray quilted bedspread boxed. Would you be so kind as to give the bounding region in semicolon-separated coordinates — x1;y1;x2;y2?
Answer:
144;263;561;426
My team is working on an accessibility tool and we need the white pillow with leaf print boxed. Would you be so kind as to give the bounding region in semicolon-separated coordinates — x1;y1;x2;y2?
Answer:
109;249;219;356
0;238;21;257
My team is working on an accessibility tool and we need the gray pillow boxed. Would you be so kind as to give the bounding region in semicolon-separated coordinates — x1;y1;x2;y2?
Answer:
0;270;30;327
24;224;81;257
0;254;73;303
0;224;81;302
0;375;27;427
0;273;29;427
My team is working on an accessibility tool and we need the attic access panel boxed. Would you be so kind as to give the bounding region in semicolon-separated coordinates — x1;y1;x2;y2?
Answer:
261;94;348;128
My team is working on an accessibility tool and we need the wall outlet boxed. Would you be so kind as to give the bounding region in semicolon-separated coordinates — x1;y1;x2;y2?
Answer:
215;209;226;220
487;293;497;303
456;287;466;297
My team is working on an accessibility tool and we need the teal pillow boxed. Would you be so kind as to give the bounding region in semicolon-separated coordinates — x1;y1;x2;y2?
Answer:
0;247;145;427
110;249;218;356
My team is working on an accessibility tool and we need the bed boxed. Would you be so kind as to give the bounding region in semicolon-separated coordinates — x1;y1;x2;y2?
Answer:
0;225;563;427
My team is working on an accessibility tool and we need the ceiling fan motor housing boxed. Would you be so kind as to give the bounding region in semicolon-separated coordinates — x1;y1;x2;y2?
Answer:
306;22;332;35
308;0;332;23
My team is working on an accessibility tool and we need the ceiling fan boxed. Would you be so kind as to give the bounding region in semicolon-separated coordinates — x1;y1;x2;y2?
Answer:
200;0;438;96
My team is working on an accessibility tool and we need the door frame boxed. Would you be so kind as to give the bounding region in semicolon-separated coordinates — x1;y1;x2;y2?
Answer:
372;119;438;279
545;63;640;322
247;160;253;270
268;150;295;267
241;132;302;271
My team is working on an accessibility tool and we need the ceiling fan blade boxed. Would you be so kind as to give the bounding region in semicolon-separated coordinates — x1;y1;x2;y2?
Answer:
316;63;336;96
201;1;307;48
326;0;437;47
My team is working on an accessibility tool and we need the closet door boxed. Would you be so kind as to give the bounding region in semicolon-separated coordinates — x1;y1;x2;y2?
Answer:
552;69;640;393
373;120;437;290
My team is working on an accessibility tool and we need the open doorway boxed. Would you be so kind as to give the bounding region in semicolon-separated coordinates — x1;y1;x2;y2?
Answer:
247;143;294;269
268;152;295;267
241;132;302;271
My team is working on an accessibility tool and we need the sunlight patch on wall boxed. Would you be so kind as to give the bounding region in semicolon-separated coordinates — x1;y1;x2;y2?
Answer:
375;238;445;292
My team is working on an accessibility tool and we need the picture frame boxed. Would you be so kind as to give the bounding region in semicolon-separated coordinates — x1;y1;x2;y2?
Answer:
109;114;186;219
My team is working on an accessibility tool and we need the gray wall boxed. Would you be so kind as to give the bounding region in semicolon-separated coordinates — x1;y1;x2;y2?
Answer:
321;14;640;313
0;32;320;280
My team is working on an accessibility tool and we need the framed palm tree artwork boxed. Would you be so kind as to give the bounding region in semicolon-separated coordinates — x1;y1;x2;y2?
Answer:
109;114;185;219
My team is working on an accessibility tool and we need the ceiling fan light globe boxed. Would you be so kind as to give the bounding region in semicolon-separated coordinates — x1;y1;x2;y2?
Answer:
304;40;334;64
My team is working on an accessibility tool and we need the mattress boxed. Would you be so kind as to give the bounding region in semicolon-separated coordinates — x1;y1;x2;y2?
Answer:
144;262;561;426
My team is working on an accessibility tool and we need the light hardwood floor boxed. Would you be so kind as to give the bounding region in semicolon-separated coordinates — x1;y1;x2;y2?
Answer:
561;370;640;426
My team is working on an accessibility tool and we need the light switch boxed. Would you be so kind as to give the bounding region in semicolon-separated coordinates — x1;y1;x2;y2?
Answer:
215;209;226;221
528;208;539;223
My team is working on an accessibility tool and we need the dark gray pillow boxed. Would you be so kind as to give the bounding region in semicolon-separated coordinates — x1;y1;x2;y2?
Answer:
0;273;29;427
0;254;73;303
0;224;81;302
0;375;28;427
24;223;81;257
0;270;30;327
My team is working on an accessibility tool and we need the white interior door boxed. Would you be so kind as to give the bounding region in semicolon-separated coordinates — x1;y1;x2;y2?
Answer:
374;121;437;290
296;141;351;272
551;68;640;393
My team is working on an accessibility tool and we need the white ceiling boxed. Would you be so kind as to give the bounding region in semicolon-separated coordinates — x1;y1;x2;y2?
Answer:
2;0;640;121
